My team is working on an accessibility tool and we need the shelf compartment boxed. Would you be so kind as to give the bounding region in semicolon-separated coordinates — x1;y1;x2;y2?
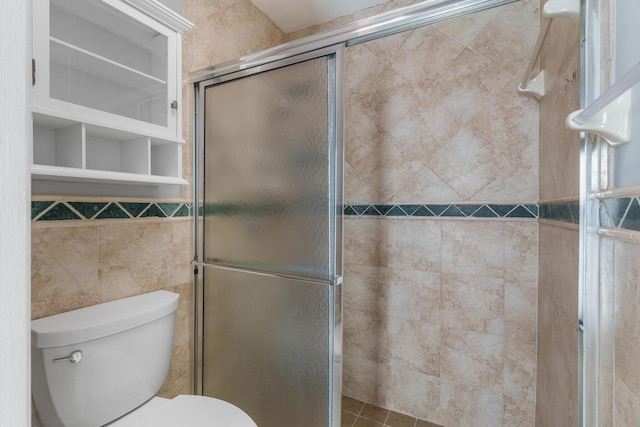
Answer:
85;134;150;174
151;140;181;178
33;117;85;168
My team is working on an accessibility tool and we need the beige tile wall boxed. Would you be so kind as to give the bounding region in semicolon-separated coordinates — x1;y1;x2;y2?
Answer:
538;0;581;203
333;2;540;426
535;0;581;425
31;219;193;397
598;237;640;425
344;217;538;426
535;223;579;427
344;1;539;204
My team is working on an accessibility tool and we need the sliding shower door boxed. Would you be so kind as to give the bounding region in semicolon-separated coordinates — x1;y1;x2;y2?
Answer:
196;46;343;427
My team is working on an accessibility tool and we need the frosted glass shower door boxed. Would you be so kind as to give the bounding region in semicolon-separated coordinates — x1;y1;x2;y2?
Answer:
199;48;343;427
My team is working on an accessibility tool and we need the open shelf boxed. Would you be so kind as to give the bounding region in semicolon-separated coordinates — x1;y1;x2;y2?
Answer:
32;112;186;187
31;164;187;185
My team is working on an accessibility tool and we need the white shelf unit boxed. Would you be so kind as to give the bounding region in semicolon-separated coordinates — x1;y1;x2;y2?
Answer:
32;112;187;186
32;0;192;195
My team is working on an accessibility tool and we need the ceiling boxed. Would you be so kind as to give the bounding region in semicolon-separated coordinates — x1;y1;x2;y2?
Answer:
249;0;391;33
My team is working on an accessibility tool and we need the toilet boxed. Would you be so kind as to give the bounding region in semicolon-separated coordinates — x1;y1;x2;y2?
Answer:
31;290;257;427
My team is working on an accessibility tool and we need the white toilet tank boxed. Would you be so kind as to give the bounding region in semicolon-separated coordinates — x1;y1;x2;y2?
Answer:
31;291;180;427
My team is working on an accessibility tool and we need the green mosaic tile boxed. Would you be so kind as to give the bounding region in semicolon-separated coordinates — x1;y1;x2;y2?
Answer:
569;202;580;223
491;204;518;217
119;202;151;218
362;206;381;216
343;204;541;219
31;201;54;220
473;206;498;218
140;204;167;218
350;205;368;215
344;205;358;215
441;205;465;217
173;204;190;217
386;206;406;216
603;197;631;227
525;204;539;216
37;203;80;221
506;205;537;219
621;198;640;232
68;202;107;219
400;205;422;215
548;203;573;222
95;203;130;219
426;204;449;216
457;204;482;216
411;206;434;217
157;203;181;217
373;205;394;216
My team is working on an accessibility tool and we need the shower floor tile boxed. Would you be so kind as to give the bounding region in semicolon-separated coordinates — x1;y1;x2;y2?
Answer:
341;396;443;427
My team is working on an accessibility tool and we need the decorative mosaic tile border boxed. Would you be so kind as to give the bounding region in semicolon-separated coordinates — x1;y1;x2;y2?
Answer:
343;203;539;219
537;196;640;231
600;196;640;231
538;201;580;225
32;198;640;231
30;200;596;224
32;201;192;221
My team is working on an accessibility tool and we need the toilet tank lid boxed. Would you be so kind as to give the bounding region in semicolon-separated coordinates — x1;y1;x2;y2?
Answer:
31;290;179;349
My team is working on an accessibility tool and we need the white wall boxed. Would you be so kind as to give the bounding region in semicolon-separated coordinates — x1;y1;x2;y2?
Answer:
0;1;32;426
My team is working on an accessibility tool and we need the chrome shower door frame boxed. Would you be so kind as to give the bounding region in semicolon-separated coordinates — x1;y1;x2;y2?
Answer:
192;44;344;427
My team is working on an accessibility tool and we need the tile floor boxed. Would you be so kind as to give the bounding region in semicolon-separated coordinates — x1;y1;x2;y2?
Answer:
341;396;443;427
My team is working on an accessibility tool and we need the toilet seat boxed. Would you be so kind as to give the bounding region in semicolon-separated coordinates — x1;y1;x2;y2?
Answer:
108;395;257;427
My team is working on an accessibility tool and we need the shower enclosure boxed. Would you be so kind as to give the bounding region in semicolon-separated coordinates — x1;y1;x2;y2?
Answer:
191;0;536;425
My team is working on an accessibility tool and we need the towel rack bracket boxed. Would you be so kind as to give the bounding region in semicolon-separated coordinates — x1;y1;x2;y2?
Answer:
542;0;580;20
518;70;545;99
566;91;631;146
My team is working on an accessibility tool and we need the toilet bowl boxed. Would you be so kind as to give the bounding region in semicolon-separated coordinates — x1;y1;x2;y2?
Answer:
107;395;256;427
31;291;256;427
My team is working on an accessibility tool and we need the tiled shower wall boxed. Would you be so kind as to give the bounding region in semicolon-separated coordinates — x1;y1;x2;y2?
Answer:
344;217;538;426
30;1;285;423
315;1;540;426
535;0;581;424
599;236;640;425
